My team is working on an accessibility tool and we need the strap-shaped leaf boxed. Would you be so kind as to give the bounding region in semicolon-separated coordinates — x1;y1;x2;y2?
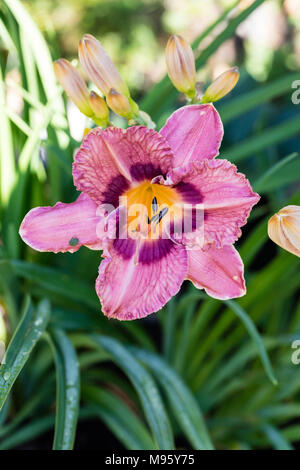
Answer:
261;423;294;450
225;115;300;163
47;328;80;450
90;335;174;450
10;260;99;310
0;415;55;450
131;348;214;450
253;152;299;193
0;298;50;411
82;385;155;450
225;300;277;386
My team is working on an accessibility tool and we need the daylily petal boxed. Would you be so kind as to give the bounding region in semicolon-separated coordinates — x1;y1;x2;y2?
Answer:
187;244;246;299
160;104;223;167
166;159;259;247
96;239;187;320
19;193;102;253
73;126;174;208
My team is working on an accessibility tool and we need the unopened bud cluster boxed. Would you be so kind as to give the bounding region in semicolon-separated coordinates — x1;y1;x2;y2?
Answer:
54;34;139;126
165;35;239;103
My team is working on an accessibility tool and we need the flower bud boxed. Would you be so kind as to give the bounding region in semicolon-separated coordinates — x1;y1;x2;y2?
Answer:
165;35;196;98
202;67;240;103
106;88;137;119
89;91;109;125
53;59;93;116
78;34;129;98
268;205;300;257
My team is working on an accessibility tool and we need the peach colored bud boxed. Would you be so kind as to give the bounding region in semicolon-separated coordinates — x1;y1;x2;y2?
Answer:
202;67;240;103
165;35;196;97
106;88;135;119
89;91;109;122
78;34;129;98
268;205;300;257
53;59;93;116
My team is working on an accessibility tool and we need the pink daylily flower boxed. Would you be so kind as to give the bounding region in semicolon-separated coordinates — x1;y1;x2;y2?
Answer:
19;104;260;320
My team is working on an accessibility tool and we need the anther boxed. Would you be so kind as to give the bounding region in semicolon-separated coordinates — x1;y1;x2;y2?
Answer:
149;207;169;225
152;197;158;214
150;213;160;224
158;207;169;223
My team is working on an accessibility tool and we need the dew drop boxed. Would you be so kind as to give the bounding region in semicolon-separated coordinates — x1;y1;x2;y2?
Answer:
3;372;10;381
69;237;79;247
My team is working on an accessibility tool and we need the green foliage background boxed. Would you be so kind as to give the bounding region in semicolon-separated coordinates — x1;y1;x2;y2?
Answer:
0;0;300;450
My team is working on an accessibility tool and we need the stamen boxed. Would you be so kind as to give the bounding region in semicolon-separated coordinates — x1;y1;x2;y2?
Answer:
150;213;160;224
158;207;169;223
149;207;169;225
152;197;158;214
123;180;181;241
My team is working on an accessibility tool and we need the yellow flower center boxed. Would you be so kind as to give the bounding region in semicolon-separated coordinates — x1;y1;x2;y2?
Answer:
121;181;182;239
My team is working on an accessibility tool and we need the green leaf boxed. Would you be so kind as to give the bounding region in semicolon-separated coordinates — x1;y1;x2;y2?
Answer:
200;337;282;405
224;115;300;163
282;425;300;443
7;259;99;310
131;348;214;450
225;300;277;386
4;0;63;105
161;297;176;362
0;298;50;411
0;55;16;205
90;335;174;450
261;423;294;450
219;73;300;123
174;302;195;373
0;415;55;450
18;99;56;172
0;386;51;439
82;385;155;450
192;0;240;50
253;153;300;193
47;328;80;450
259;403;300;421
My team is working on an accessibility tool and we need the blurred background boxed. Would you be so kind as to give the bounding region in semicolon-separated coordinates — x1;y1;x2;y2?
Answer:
0;0;300;451
22;0;300;91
